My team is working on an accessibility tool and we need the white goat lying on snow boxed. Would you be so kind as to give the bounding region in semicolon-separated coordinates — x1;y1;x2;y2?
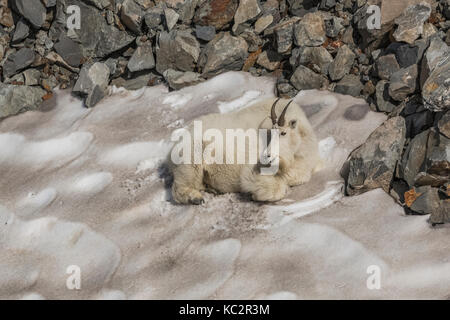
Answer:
169;98;322;204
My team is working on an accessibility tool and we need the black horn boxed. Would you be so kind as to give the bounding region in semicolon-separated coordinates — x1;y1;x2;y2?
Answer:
278;100;293;127
271;98;281;125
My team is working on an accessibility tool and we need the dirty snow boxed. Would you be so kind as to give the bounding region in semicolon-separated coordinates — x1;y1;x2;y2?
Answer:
0;71;449;300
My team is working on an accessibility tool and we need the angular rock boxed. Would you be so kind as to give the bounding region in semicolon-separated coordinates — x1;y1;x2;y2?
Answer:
393;2;431;44
165;0;198;24
406;185;442;215
376;54;400;81
394;41;427;68
320;0;336;10
256;50;282;71
127;43;155;72
0;0;14;27
424;129;450;178
334;75;363;97
389;64;418;101
240;29;262;52
121;0;144;34
164;8;179;31
233;0;262;32
422;61;450;112
54;1;135;59
273;17;299;54
0;83;46;118
144;7;164;29
111;73;162;90
254;15;273;34
291;46;333;75
23;68;41;86
163;69;203;90
10;0;46;29
329;45;355;81
290;65;328;91
3;47;35;78
12;20;30;44
53;34;84;67
401;129;430;186
344;116;406;196
325;16;344;38
73;62;110;108
156;30;201;74
81;0;111;10
198;32;248;78
438;112;450;138
420;36;450;87
294;12;326;47
195;25;216;42
194;0;238;30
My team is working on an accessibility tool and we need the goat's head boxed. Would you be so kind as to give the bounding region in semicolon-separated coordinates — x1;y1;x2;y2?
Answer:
259;98;305;169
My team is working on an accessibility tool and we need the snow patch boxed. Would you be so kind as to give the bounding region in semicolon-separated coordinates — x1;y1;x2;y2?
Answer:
218;90;262;113
73;172;113;194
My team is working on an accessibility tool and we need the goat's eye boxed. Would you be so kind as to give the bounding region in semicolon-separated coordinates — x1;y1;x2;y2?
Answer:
281;132;286;136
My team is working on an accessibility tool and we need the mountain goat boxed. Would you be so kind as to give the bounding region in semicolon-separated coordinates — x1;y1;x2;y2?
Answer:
169;98;322;204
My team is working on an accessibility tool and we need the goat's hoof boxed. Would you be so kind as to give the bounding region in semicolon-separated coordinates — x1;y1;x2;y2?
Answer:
190;197;205;205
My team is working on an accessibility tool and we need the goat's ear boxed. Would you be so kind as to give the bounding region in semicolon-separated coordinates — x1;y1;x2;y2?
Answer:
289;119;297;129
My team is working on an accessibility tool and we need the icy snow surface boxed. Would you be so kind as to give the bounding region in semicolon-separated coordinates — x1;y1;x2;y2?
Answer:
0;72;449;299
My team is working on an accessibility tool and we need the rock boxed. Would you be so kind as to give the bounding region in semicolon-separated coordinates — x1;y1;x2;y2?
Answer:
294;12;326;47
240;29;262;52
198;32;248;78
165;0;198;24
344;116;406;196
438;112;450;138
194;0;238;30
42;0;57;7
121;0;144;34
287;0;317;16
401;129;430;186
233;0;262;32
163;69;203;90
256;50;282;71
334;75;363;97
10;0;46;29
12;20;30;44
73;62;110;108
23;68;41;86
111;73;162;90
254;15;273;34
164;8;179;31
394;41;427;68
420;36;450;88
0;0;14;27
81;0;111;10
290;65;329;90
424;129;450;179
127;43;155;72
53;34;84;67
291;46;333;75
422;22;437;39
0;83;46;118
329;45;355;81
53;1;135;59
144;7;164;30
273;17;299;54
422;61;450;112
195;25;216;41
325;16;345;38
320;0;336;10
406;185;442;215
3;47;35;78
389;64;418;101
376;54;400;80
156;30;201;74
45;51;79;73
393;2;431;44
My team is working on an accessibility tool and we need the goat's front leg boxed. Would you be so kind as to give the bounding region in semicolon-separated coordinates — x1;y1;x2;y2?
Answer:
283;156;316;187
240;166;289;202
171;164;205;205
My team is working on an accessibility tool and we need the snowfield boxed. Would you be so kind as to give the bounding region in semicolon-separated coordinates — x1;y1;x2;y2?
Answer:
0;72;449;300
